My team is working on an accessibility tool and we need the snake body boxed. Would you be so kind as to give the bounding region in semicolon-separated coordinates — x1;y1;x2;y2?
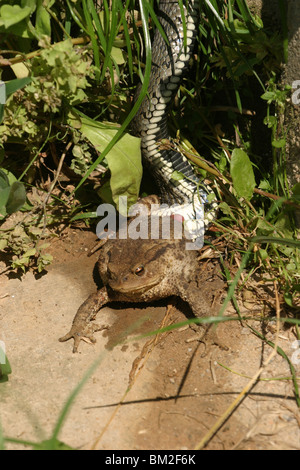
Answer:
132;0;217;246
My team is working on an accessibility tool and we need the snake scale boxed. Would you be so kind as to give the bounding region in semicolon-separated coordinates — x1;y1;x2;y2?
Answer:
131;0;217;247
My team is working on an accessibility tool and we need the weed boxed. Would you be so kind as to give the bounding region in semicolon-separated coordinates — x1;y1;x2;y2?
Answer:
0;0;299;449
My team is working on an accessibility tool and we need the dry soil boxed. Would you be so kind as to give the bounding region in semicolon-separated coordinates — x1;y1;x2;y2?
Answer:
0;227;300;450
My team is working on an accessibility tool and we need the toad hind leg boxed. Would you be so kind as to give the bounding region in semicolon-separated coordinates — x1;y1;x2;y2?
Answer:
59;287;109;353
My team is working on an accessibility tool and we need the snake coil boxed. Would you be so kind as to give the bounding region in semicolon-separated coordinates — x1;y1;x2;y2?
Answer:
132;0;217;247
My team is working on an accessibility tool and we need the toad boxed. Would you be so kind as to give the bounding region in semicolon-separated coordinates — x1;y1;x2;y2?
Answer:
59;212;221;353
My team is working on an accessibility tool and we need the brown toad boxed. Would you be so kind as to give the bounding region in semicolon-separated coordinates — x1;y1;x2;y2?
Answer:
59;216;219;353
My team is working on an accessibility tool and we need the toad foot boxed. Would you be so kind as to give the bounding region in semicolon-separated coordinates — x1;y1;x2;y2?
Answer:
59;288;109;353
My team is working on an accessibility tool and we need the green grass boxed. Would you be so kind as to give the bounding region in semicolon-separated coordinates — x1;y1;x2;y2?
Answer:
0;0;299;449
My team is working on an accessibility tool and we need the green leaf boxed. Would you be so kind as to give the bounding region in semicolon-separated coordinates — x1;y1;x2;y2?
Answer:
230;148;256;199
0;4;31;29
263;115;277;128
219;201;234;216
23;248;37;258
6;181;26;214
271;138;286;149
96;180;114;205
5;77;32;97
0;169;9;189
0;169;10;217
35;0;51;37
111;46;125;65
0;186;10;217
261;91;275;102
21;0;37;13
0;168;17;186
80;121;142;212
284;292;294;307
171;170;184;181
258;248;268;261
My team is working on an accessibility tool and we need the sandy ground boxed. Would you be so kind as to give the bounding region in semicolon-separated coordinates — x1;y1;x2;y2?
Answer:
0;227;300;450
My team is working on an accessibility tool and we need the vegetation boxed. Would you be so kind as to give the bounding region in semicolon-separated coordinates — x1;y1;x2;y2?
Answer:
0;0;299;449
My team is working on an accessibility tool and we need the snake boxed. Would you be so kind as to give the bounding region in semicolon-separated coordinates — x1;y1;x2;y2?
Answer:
131;0;217;247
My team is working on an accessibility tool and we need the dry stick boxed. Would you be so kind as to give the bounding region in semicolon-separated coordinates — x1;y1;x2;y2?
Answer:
90;304;174;451
194;279;281;450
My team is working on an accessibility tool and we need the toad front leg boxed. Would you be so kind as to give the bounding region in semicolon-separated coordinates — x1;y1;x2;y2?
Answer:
59;287;110;353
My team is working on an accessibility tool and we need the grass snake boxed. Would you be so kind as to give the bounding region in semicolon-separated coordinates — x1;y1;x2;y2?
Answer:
132;0;217;248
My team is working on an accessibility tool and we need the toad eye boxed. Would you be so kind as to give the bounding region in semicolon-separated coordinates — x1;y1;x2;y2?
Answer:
134;265;145;276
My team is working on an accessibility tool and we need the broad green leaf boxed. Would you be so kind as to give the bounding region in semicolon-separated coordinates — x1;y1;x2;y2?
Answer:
0;186;10;206
21;0;37;13
0;187;9;218
80;122;142;212
97;180;114;205
0;20;33;38
230;148;256;199
0;169;9;189
6;181;26;214
261;91;275;102
35;0;51;37
0;5;31;28
0;168;17;185
0;169;10;217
